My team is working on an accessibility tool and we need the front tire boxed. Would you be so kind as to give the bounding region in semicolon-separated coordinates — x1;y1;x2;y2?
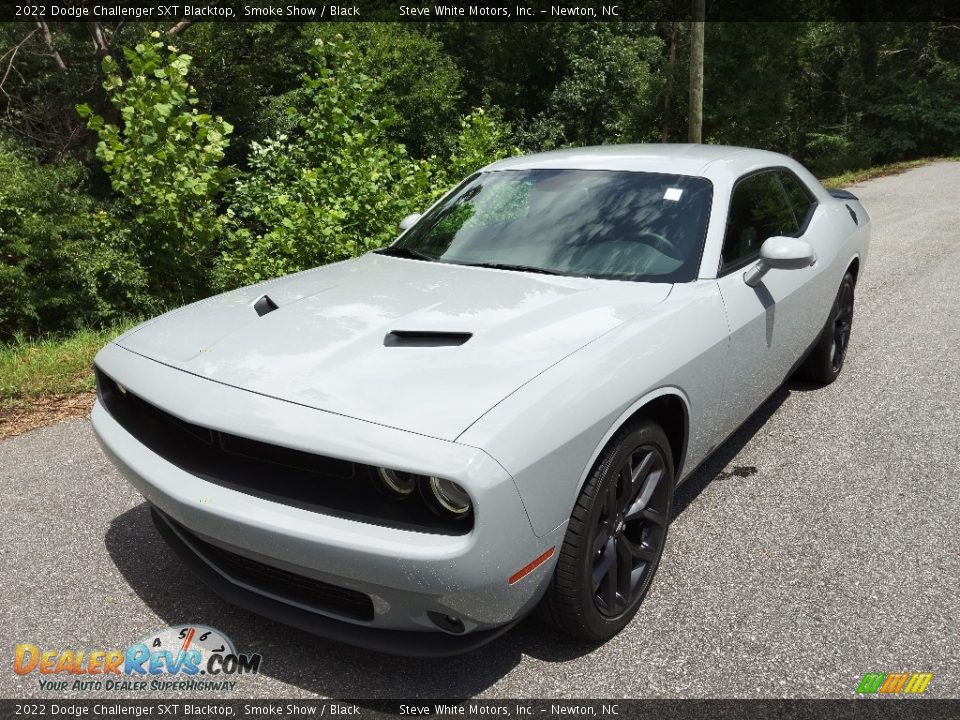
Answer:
798;272;856;385
540;419;674;641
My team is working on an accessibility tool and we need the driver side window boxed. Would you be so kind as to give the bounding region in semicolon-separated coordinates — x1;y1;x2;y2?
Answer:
721;171;798;271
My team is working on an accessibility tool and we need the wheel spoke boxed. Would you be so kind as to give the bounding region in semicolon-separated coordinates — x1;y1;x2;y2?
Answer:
619;534;657;563
625;469;664;520
603;542;619;609
630;557;651;593
593;525;610;556
592;536;616;592
638;506;666;527
616;537;633;603
630;450;655;490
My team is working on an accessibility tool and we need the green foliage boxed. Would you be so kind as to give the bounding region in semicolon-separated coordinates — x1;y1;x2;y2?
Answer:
434;24;666;150
804;132;874;177
2;19;959;344
703;23;804;151
441;107;515;186
0;23;153;160
180;23;463;162
300;24;463;158
539;28;663;146
215;37;512;290
215;36;433;288
0;138;96;341
865;36;960;159
77;33;232;305
0;137;143;340
707;22;960;170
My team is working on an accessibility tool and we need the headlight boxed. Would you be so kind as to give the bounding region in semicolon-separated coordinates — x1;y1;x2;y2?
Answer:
373;468;472;520
424;477;472;518
374;467;418;497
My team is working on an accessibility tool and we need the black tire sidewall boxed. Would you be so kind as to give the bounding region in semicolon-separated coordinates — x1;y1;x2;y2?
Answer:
818;273;856;382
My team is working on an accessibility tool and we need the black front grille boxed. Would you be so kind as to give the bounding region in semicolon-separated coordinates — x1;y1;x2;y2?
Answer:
170;515;374;622
96;368;471;534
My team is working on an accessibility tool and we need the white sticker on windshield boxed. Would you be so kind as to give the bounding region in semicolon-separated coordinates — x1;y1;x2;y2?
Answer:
663;188;684;201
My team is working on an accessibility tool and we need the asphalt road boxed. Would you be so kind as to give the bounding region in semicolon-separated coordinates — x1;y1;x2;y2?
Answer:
2;163;958;700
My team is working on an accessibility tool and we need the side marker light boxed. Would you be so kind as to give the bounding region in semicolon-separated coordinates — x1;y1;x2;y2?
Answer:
508;547;556;585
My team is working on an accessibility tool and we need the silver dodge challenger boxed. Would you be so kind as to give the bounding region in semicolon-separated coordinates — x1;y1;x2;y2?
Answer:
93;144;870;655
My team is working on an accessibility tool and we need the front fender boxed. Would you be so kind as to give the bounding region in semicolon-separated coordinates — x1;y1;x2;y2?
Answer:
458;281;729;537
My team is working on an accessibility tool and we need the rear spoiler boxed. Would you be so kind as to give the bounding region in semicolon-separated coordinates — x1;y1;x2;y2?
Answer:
829;188;858;200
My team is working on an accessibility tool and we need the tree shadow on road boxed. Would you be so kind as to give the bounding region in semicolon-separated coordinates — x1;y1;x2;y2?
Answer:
104;384;794;697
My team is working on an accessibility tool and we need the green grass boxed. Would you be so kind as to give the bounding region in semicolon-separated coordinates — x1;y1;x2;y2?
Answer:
0;323;136;410
820;156;959;188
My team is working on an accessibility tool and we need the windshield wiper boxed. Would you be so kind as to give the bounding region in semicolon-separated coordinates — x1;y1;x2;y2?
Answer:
376;250;563;276
374;246;437;262
455;261;565;276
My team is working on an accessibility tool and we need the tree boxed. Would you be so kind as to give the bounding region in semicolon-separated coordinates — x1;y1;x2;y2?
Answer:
214;36;434;288
539;26;663;146
77;33;232;306
0;136;148;338
215;36;515;290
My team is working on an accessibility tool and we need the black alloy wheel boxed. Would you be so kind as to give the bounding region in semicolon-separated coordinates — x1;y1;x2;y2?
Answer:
540;419;674;641
830;278;855;373
798;271;856;384
590;443;670;617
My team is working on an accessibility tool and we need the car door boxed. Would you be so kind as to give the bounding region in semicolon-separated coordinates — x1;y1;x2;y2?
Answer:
715;168;823;436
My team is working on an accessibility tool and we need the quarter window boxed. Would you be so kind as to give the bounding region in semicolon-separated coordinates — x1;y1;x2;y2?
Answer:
721;171;798;270
778;171;816;229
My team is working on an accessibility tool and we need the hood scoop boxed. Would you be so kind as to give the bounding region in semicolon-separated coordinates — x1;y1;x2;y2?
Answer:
384;330;473;348
253;294;279;317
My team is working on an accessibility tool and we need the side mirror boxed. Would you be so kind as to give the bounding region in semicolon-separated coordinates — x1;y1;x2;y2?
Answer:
399;213;422;232
743;236;816;287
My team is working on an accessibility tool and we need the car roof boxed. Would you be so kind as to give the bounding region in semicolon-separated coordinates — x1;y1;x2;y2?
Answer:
482;143;794;178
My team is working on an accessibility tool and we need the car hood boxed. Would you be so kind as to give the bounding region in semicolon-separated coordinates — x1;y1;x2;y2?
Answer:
116;254;671;440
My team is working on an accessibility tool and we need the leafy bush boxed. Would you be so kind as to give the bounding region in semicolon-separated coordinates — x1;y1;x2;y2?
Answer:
214;36;432;288
441;107;514;186
181;23;463;163
543;28;663;146
1;138;88;338
0;137;146;340
78;33;232;306
299;24;464;158
803;132;876;177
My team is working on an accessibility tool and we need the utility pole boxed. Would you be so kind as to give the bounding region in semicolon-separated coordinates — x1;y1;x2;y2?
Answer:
688;0;705;143
662;22;679;142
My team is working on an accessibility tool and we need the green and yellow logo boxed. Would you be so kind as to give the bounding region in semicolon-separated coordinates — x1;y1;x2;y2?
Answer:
856;672;933;695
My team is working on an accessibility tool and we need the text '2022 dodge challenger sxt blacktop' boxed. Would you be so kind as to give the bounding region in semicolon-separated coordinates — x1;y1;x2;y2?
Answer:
92;144;870;656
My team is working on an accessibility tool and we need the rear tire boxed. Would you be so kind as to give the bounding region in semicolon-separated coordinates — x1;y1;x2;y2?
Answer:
797;272;855;385
539;419;674;641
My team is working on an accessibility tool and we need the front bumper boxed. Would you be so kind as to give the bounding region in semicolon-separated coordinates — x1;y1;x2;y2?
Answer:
92;343;564;655
150;507;520;656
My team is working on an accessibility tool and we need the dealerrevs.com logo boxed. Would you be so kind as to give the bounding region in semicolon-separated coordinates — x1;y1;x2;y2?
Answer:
856;672;934;695
14;625;262;692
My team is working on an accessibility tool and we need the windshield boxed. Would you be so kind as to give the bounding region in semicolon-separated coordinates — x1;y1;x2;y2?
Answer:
390;169;713;282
